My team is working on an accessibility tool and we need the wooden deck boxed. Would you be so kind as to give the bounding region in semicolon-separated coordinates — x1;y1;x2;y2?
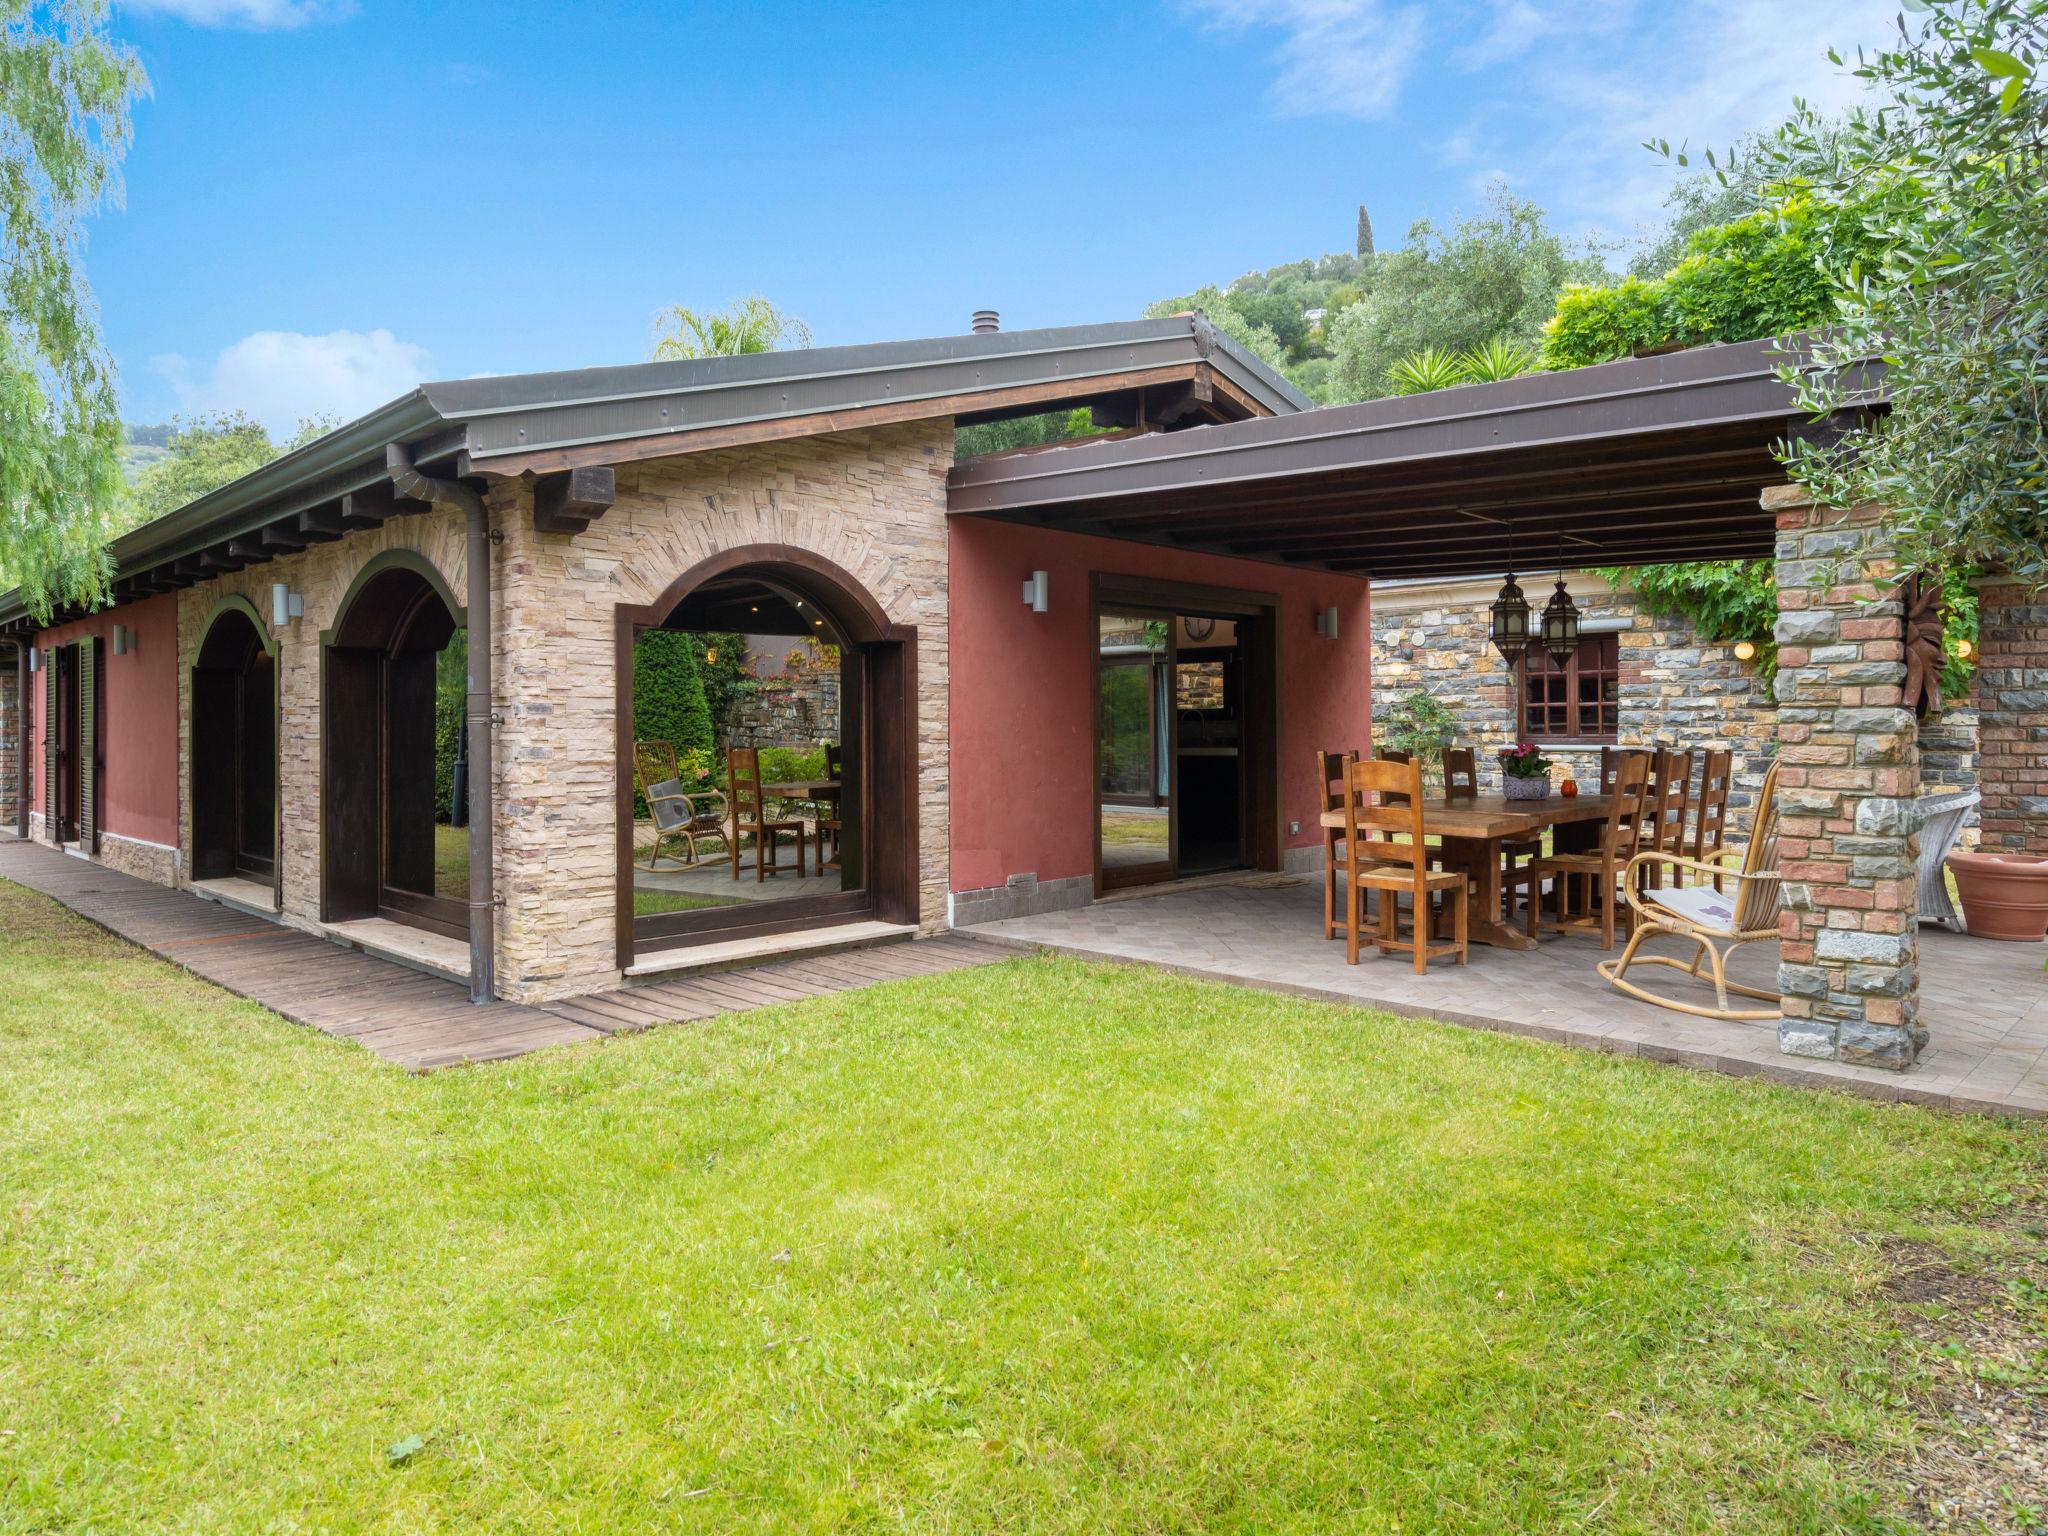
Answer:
0;838;1004;1071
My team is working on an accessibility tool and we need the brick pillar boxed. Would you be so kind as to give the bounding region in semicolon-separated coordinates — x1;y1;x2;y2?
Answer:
1767;489;1924;1069
1975;577;2048;856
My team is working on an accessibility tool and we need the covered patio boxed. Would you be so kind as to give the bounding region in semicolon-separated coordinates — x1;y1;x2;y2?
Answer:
950;336;2047;1077
963;873;2048;1116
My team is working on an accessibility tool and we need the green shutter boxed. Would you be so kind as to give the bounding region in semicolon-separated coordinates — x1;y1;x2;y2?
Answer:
42;650;55;839
77;640;96;854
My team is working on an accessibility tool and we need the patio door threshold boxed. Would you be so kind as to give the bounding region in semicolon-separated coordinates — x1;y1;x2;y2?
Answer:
625;919;917;983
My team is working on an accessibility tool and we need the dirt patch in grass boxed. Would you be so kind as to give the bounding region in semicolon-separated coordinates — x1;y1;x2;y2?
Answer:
1878;1203;2048;1532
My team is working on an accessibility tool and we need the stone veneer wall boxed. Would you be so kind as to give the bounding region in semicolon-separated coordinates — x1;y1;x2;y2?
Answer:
1975;578;2048;855
728;666;841;751
490;420;953;1001
1370;571;1977;817
97;829;180;884
1769;493;1922;1070
177;509;475;926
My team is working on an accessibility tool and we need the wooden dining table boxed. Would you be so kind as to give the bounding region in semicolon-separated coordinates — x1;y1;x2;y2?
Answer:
1320;792;1615;950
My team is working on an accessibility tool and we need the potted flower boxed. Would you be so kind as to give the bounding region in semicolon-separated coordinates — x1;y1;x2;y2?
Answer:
1497;742;1554;800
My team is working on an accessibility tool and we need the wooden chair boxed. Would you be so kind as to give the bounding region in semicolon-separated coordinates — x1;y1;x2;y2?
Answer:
1689;750;1734;892
1442;746;1478;801
1598;761;1785;1019
633;740;729;870
1525;751;1653;950
1339;756;1469;973
814;741;845;877
1645;748;1695;888
1317;748;1358;940
727;747;806;881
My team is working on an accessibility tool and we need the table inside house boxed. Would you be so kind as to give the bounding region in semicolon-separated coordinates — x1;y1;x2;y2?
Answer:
765;779;841;807
1321;793;1616;950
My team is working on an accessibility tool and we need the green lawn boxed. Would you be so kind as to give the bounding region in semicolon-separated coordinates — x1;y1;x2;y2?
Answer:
2;878;2042;1532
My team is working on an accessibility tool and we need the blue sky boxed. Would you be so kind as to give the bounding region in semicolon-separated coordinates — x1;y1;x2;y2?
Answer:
96;0;1902;433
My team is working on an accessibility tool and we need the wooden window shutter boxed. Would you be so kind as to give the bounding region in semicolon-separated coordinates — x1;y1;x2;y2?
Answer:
42;649;56;834
77;639;96;854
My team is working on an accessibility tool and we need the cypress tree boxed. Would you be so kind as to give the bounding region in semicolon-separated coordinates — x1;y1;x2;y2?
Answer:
1356;204;1374;257
632;629;714;763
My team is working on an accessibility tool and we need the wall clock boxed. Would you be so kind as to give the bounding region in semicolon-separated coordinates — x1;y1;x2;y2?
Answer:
1183;617;1216;642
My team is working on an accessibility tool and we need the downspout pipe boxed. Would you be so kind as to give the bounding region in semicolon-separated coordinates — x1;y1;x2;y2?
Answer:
386;443;496;1005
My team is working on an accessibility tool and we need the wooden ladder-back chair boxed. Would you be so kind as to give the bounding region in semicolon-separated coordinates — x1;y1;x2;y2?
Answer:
1340;756;1469;972
1442;747;1478;800
727;746;807;882
1598;760;1785;1020
634;739;729;870
1646;748;1695;888
1689;750;1734;891
1526;751;1653;949
1317;748;1358;940
814;741;845;877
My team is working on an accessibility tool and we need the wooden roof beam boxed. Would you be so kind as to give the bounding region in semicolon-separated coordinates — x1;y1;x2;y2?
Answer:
531;466;617;535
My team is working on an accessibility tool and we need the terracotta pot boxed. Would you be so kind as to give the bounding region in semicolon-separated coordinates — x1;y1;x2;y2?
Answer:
1947;851;2048;942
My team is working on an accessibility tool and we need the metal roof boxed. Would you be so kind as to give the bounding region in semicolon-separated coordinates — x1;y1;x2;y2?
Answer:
2;315;1304;629
946;337;1886;580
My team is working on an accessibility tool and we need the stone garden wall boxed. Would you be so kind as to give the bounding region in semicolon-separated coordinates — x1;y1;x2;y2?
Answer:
728;666;841;751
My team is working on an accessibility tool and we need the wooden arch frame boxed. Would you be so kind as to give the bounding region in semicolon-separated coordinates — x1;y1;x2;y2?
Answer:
190;593;282;901
320;548;468;938
615;543;921;965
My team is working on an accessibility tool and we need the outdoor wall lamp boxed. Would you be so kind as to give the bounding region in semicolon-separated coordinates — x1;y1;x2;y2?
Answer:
1956;637;1974;660
111;623;136;657
26;647;37;672
1732;639;1758;662
271;581;304;627
1314;605;1339;639
1022;570;1049;613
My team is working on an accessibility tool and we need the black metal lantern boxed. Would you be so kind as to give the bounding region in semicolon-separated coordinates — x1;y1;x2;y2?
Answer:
1540;575;1581;662
1489;572;1531;663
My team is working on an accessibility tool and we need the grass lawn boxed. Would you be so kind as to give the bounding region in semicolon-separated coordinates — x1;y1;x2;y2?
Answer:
633;887;740;916
3;878;2043;1532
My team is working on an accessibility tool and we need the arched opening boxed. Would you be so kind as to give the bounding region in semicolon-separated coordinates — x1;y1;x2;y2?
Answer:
322;557;469;939
617;546;919;963
190;600;278;894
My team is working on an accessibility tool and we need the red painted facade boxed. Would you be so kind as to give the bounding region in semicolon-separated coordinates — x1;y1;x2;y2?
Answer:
947;515;1372;895
28;594;181;849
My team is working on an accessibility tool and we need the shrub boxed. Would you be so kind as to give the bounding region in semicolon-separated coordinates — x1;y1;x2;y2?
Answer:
632;631;713;817
433;630;466;822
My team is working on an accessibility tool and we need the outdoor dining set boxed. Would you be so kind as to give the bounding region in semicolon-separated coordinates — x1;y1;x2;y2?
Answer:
633;742;844;882
1316;743;1790;1021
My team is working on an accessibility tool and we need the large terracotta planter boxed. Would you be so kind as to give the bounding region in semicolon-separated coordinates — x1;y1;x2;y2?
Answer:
1947;851;2048;942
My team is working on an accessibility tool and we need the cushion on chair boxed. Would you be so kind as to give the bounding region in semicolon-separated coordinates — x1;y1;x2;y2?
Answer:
1645;883;1739;932
648;779;689;830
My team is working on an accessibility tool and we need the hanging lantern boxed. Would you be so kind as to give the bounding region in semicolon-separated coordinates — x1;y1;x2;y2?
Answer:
1540;576;1581;662
1489;572;1531;663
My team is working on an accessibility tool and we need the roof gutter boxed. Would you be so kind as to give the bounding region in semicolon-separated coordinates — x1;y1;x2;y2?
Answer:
387;444;496;1006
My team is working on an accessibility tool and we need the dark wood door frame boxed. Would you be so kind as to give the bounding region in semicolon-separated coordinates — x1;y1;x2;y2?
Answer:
1089;573;1282;897
615;543;920;967
52;642;80;845
191;595;281;902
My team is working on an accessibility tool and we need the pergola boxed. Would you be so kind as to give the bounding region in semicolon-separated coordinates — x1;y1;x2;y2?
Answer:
948;336;2038;1073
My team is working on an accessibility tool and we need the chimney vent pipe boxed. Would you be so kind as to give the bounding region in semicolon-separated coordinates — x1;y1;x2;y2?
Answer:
971;309;1000;335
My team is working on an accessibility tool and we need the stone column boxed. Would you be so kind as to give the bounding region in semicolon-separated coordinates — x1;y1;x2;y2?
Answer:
1768;488;1924;1069
1975;577;2048;856
0;645;18;832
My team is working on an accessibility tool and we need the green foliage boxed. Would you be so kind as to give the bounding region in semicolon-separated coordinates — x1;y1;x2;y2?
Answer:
121;412;273;528
1386;347;1467;394
1598;560;1780;680
1457;337;1538;383
1541;196;1881;370
1746;0;2048;584
954;406;1106;458
433;629;467;821
694;632;751;745
1328;188;1611;400
1380;691;1460;761
1145;284;1290;373
756;743;826;784
0;0;148;619
631;631;713;816
652;294;810;360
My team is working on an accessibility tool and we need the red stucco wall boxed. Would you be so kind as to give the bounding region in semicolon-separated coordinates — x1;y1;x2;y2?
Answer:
29;593;181;849
948;515;1372;894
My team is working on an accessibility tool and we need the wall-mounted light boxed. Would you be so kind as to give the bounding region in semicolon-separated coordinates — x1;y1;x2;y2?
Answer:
1314;605;1339;639
111;623;135;656
1732;639;1757;662
1022;570;1049;614
1955;637;1975;660
271;581;304;627
26;647;38;672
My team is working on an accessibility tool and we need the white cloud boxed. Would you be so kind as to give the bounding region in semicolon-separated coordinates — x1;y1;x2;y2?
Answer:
121;0;353;29
1182;0;1427;120
152;328;432;437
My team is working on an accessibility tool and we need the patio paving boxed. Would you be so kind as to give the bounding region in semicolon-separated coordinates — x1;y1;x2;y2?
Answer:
963;874;2048;1118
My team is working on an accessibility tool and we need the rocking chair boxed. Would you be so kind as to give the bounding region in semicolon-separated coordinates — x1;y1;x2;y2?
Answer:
633;740;729;870
1597;760;1784;1020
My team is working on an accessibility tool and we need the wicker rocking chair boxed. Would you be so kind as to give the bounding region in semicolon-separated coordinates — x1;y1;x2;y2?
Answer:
633;740;729;871
1596;760;1784;1021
